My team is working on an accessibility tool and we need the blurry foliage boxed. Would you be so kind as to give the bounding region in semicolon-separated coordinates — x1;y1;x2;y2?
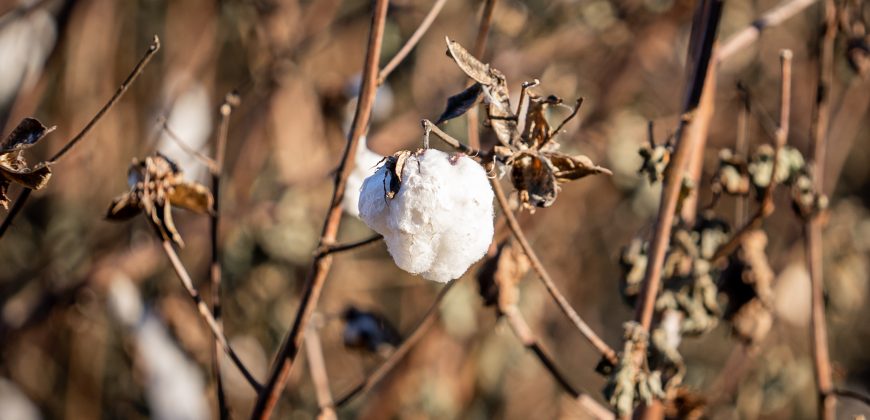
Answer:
0;0;867;419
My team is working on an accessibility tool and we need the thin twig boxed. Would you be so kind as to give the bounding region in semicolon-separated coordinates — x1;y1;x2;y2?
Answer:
735;85;751;226
377;0;450;85
160;117;217;171
466;0;499;150
717;0;819;63
251;1;390;417
807;0;838;415
334;279;457;407
315;234;383;258
833;388;870;407
489;177;619;365
209;93;238;420
422;119;483;157
501;306;615;419
711;50;793;263
305;316;337;420
0;36;161;238
158;238;263;392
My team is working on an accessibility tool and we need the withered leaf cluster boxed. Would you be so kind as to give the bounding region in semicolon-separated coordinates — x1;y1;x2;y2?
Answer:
341;306;401;355
440;38;610;211
720;230;775;344
0;118;54;209
476;240;530;311
712;145;828;219
605;322;665;416
107;153;213;246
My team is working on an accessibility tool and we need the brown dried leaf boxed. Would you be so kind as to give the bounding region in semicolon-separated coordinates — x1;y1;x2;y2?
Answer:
476;241;530;310
0;162;52;190
445;37;495;85
169;182;214;214
106;193;141;221
435;83;483;124
0;118;54;153
546;152;612;182
510;150;558;209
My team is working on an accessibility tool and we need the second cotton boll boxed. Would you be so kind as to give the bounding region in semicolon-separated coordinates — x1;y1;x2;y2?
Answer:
358;149;494;282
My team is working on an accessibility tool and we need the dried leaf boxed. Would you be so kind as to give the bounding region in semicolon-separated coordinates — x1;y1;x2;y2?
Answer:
476;241;530;310
0;162;52;190
0;118;54;153
169;182;214;214
106;193;141;221
342;307;401;354
435;83;483;124
510;150;558;209
445;37;495;85
521;95;564;149
545;152;612;182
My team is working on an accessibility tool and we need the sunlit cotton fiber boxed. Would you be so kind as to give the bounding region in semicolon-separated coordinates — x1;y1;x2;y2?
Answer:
359;149;494;282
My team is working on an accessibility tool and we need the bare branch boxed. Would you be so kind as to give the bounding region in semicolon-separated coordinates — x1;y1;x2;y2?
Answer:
378;0;450;84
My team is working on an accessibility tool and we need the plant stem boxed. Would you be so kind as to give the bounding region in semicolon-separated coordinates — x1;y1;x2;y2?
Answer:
209;92;238;420
315;234;383;258
501;305;615;419
466;0;498;150
489;177;619;365
250;1;390;417
158;238;263;392
334;279;457;407
304;317;337;420
377;0;450;85
807;0;837;415
717;0;819;63
0;35;161;238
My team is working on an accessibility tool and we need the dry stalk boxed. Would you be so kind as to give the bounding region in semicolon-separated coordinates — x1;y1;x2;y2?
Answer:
209;93;239;420
807;0;838;415
377;0;450;85
717;0;820;63
0;36;161;238
466;0;499;150
158;238;263;392
305;316;337;420
251;1;390;417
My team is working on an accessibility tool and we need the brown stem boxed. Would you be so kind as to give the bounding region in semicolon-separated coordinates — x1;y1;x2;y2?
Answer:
489;177;619;365
210;93;238;420
334;279;457;407
716;0;819;63
315;234;383;258
711;50;792;264
735;86;751;226
501;306;615;419
466;0;498;150
377;0;449;85
158;238;263;392
304;317;337;420
807;0;837;415
422;119;483;157
251;1;390;417
0;35;161;238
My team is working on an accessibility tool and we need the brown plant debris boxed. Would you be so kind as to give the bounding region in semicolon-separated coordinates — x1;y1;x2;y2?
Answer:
0;118;55;209
106;153;213;247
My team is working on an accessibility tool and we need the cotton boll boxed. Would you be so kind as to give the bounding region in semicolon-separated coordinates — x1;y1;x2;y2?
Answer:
343;137;384;217
358;149;494;282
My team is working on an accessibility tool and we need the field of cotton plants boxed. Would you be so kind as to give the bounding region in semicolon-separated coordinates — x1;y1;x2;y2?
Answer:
0;0;868;419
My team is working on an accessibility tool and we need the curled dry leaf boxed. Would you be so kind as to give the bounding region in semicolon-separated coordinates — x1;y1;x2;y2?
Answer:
342;306;401;355
0;118;55;209
476;240;530;310
107;153;214;247
546;152;613;181
435;83;483;125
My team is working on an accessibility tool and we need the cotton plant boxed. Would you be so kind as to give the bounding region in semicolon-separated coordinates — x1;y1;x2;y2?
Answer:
358;148;494;283
342;136;384;218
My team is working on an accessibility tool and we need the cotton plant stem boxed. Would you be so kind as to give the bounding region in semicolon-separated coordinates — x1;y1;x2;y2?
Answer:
251;1;389;417
377;0;449;85
489;177;619;365
334;279;457;407
304;319;337;420
0;35;161;239
501;305;615;419
209;93;237;420
807;0;837;415
466;0;499;150
158;239;263;392
717;0;819;63
315;234;383;258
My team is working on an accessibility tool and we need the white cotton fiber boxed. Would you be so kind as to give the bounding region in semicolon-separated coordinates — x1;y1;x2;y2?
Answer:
343;137;384;218
358;149;494;282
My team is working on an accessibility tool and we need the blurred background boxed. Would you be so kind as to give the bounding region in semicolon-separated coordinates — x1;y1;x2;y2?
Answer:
0;0;868;418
